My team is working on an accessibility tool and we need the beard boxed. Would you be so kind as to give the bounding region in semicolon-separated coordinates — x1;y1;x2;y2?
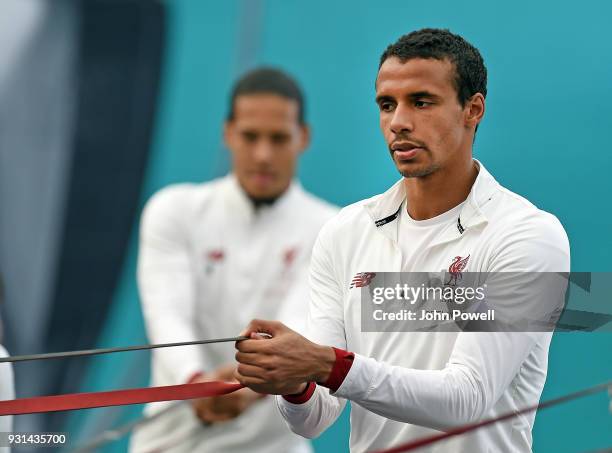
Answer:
388;146;440;178
247;194;279;208
398;162;440;178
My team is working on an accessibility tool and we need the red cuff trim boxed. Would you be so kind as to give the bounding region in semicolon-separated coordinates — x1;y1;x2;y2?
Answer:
282;382;316;404
186;371;204;384
320;347;354;392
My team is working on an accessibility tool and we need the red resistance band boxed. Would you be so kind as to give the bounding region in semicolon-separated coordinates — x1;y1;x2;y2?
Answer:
0;381;244;416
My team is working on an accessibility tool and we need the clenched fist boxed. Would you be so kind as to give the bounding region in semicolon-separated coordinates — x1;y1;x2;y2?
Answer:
191;364;264;424
234;319;335;395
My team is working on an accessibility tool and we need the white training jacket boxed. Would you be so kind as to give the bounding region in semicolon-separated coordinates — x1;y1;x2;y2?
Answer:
130;174;337;453
277;161;570;453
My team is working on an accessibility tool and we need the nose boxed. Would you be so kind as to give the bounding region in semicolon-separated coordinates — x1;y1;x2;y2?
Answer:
389;104;414;135
253;139;273;163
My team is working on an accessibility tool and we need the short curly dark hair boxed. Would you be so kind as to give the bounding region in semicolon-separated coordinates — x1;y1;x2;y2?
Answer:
379;28;487;107
227;67;305;124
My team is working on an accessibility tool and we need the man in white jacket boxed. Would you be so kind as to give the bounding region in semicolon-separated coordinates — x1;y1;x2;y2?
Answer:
130;68;337;453
234;29;570;452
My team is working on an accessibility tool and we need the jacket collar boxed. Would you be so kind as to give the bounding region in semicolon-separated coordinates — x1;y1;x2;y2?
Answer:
223;173;303;222
364;159;498;245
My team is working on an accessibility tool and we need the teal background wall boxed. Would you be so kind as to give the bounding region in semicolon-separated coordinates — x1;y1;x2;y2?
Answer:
69;1;611;451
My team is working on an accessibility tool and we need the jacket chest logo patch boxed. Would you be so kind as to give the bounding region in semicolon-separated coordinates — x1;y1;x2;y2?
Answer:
204;249;225;274
446;254;470;286
283;247;298;268
350;272;377;289
206;249;225;262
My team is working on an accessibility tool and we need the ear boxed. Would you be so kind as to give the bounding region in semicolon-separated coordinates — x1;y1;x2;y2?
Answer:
223;121;233;149
298;124;311;155
464;93;485;129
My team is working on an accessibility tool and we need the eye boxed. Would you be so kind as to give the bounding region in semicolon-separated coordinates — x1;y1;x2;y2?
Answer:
242;131;258;143
379;101;395;112
414;100;431;108
270;133;290;145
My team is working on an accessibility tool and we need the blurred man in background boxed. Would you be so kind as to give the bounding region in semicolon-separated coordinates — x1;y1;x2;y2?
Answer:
129;67;337;453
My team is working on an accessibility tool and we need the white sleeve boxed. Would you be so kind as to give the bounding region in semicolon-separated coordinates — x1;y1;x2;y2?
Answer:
334;332;536;430
276;220;348;438
332;214;570;430
276;254;311;335
138;188;210;384
277;206;339;335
